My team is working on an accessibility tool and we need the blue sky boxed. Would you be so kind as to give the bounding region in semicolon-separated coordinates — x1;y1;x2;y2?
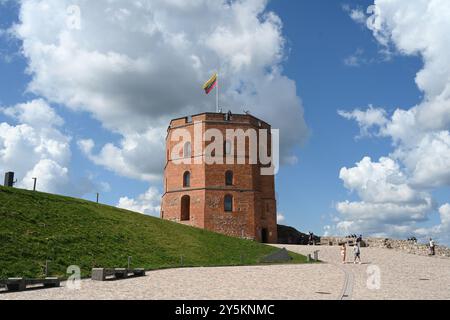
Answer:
1;0;449;243
267;0;424;231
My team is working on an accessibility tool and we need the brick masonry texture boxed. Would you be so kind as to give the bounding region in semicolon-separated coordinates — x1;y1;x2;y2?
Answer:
160;112;278;243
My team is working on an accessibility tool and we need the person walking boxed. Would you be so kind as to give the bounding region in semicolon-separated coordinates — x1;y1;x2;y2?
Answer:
340;243;347;264
353;244;361;264
429;238;435;256
308;232;313;245
356;234;362;246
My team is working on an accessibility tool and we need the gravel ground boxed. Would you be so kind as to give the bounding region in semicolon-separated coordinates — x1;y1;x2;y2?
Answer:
1;245;449;300
0;264;342;300
277;245;450;300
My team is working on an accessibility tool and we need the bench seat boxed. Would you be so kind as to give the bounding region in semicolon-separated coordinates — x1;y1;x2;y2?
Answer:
91;268;146;281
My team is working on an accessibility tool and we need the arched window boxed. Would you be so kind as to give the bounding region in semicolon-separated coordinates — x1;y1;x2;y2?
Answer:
183;171;190;188
225;171;233;186
224;194;233;212
181;195;190;221
184;142;191;158
224;140;232;155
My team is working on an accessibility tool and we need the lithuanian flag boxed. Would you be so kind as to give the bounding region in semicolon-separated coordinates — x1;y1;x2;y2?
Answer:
203;73;218;95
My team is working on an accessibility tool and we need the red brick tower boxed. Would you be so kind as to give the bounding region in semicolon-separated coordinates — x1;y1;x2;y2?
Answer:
161;112;277;243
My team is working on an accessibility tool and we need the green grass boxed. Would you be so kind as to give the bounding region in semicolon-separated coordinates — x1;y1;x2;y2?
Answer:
0;186;307;279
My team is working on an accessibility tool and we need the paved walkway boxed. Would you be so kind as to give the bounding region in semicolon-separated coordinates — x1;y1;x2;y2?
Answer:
277;245;450;300
1;245;449;300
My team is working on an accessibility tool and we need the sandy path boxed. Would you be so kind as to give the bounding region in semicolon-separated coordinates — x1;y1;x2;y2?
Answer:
2;245;449;300
0;263;343;300
277;245;450;300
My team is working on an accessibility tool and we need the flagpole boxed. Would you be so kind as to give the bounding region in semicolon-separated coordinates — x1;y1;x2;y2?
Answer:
216;71;219;113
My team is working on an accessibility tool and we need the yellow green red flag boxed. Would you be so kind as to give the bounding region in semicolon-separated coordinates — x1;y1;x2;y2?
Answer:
203;73;218;94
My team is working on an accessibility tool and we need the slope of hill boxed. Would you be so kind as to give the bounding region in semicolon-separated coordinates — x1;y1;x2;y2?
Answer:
0;186;306;279
277;225;320;245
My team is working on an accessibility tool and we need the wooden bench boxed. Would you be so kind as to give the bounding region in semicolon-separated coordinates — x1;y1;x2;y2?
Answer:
91;268;145;281
0;277;60;292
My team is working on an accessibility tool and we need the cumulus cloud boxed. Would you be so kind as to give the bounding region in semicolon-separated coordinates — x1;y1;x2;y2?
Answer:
117;187;161;216
3;98;64;128
0;99;72;194
338;106;387;138
439;204;450;225
77;127;165;182
336;157;433;236
339;157;429;205
336;0;450;243
0;99;105;196
11;0;308;182
277;213;285;223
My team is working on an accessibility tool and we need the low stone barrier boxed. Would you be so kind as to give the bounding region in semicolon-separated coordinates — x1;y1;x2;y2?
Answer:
319;236;450;258
91;268;146;281
0;277;60;292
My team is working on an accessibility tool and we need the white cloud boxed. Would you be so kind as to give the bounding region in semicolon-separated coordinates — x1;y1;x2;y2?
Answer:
77;127;165;182
0;99;72;194
3;99;64;128
338;106;387;138
337;157;433;234
339;157;428;205
117;187;161;216
336;200;431;224
0;99;105;196
11;0;308;181
343;48;367;67
277;213;285;223
400;131;450;188
342;5;368;26
336;0;450;244
21;159;70;193
438;204;450;228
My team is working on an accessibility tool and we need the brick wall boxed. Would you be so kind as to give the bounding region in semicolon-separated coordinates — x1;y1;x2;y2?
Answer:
161;112;277;243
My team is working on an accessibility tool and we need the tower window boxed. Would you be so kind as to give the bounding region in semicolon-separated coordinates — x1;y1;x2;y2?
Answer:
224;195;233;212
225;171;233;186
183;171;191;188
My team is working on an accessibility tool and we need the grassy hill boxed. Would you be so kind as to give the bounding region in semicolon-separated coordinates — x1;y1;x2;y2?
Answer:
0;186;307;279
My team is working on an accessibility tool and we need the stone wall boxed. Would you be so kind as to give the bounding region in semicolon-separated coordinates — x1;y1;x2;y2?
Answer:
319;236;450;258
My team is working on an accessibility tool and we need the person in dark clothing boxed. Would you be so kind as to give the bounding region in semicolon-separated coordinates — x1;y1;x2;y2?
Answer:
356;235;362;245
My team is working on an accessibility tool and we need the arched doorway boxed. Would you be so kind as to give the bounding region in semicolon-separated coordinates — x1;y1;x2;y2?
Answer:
181;195;190;221
261;228;269;243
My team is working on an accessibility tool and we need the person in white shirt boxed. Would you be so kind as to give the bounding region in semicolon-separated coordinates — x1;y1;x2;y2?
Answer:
429;238;435;256
353;244;361;264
